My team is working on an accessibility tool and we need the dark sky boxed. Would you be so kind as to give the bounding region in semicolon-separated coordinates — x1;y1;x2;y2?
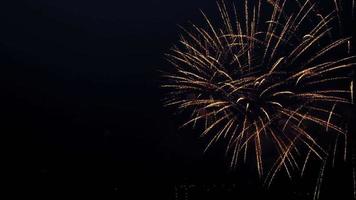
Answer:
1;0;355;199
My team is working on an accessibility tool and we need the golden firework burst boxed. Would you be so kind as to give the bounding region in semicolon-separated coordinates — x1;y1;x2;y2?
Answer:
162;0;355;191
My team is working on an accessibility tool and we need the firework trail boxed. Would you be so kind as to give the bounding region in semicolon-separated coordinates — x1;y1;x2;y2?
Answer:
162;0;355;185
329;0;356;32
318;1;356;197
313;156;327;200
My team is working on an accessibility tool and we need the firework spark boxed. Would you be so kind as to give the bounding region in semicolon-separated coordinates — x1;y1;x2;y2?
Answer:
162;0;355;184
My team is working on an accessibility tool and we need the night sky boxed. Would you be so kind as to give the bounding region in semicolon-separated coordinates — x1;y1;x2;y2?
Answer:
2;0;355;199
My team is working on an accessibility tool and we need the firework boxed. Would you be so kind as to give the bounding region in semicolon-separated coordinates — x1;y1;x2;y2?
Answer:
329;0;356;33
162;0;355;185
